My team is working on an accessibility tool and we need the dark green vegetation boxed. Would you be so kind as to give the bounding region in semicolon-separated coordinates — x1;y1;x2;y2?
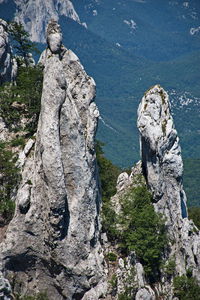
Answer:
173;274;200;300
95;141;121;237
0;64;42;224
0;142;19;225
0;65;42;223
96;141;200;297
118;183;167;282
188;207;200;230
8;21;40;65
118;293;131;300
164;258;176;278
96;144;167;282
0;19;43;224
105;252;117;262
0;65;43;134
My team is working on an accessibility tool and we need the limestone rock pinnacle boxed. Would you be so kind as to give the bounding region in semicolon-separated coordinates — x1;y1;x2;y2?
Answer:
0;20;106;299
137;84;200;281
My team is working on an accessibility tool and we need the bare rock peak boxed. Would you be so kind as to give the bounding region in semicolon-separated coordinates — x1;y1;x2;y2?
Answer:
0;21;106;299
138;84;200;285
137;84;183;204
46;19;62;53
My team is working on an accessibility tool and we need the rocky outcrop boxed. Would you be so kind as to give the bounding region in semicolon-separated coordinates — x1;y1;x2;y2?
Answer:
137;85;185;224
103;85;200;300
0;20;106;299
0;271;12;299
13;0;86;42
102;163;156;300
137;85;200;289
0;19;17;85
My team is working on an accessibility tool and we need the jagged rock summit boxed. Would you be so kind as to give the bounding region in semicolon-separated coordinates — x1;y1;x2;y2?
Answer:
0;19;17;85
0;20;106;299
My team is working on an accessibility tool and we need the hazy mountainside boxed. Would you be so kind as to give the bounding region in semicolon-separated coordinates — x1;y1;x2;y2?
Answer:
184;159;200;207
0;0;84;42
71;0;200;167
58;17;200;166
73;0;200;61
0;0;200;169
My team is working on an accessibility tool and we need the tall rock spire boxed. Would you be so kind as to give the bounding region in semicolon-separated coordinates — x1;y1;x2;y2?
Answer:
0;20;106;299
137;84;200;280
137;84;185;225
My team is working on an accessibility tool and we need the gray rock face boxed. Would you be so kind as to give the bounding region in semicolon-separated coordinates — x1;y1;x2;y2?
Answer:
0;19;17;85
0;271;12;300
137;85;184;224
135;287;155;300
137;85;200;281
0;20;106;299
14;0;85;42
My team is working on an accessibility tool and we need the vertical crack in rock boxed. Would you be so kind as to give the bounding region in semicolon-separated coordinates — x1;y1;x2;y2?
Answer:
0;20;106;299
137;84;200;281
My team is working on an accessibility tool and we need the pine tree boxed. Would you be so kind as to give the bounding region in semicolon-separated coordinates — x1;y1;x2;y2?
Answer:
8;21;39;65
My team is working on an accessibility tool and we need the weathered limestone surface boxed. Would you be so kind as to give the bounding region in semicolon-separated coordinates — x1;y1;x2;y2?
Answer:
0;20;106;299
137;85;200;283
0;19;17;85
0;271;12;300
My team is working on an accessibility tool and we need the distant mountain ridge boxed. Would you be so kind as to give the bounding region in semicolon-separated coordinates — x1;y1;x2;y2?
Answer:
0;0;85;42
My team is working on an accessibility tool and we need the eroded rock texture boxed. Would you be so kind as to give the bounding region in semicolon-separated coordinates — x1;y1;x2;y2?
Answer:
137;85;200;282
0;20;106;300
0;271;12;299
0;19;17;85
